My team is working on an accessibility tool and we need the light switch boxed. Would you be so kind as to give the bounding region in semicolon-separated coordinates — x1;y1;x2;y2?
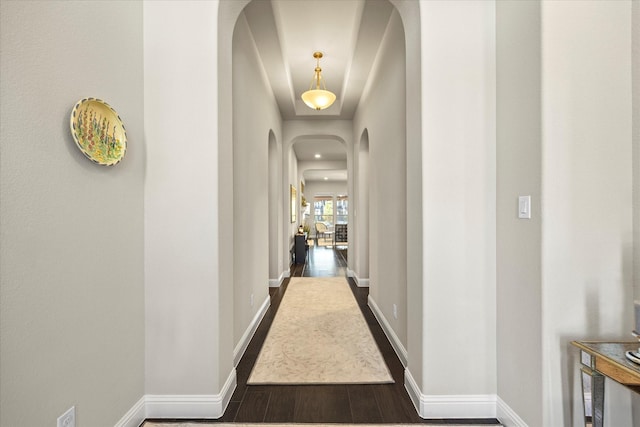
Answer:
518;196;531;219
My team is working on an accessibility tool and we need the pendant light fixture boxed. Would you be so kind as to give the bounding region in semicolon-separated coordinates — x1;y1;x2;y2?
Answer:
301;52;336;111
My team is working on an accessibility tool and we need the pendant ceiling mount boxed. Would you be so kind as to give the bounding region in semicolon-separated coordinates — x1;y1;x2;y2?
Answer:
301;52;336;111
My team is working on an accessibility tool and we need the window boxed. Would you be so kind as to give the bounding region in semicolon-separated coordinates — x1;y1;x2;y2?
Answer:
336;195;348;224
313;195;348;228
314;196;333;228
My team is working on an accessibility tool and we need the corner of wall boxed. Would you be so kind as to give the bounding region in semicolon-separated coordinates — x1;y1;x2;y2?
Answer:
404;369;498;420
497;396;529;427
368;295;407;366
114;397;146;427
233;295;270;366
123;369;237;423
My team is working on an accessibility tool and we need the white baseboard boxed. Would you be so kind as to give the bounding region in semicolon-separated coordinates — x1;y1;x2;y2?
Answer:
268;271;286;287
346;268;369;287
219;368;237;413
120;370;236;423
368;295;408;367
404;368;422;413
114;395;146;427
497;396;528;426
145;394;222;419
354;274;370;287
284;269;291;278
405;369;497;419
234;294;270;366
145;369;236;419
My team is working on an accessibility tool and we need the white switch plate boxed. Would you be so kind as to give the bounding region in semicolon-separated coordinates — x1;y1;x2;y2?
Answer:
518;196;531;219
57;406;75;427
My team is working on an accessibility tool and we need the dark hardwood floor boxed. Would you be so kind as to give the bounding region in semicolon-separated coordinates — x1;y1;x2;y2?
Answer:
146;243;500;425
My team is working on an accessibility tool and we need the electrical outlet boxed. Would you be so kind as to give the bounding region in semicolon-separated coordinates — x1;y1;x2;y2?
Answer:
57;406;75;427
250;293;254;307
393;304;398;320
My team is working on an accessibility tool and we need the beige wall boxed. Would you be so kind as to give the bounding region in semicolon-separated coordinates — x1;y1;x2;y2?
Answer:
232;11;283;345
633;1;640;422
144;0;228;397
496;2;542;425
634;0;640;308
0;1;145;425
496;2;639;425
541;2;635;425
419;0;497;399
389;0;424;392
354;9;408;346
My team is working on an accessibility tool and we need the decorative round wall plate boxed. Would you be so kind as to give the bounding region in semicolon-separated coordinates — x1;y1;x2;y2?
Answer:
70;98;127;166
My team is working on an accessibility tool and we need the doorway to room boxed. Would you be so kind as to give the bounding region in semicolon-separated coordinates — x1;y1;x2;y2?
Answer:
222;0;418;421
291;193;349;278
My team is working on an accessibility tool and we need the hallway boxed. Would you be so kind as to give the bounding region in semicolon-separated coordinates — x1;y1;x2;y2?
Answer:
145;245;499;425
290;240;349;278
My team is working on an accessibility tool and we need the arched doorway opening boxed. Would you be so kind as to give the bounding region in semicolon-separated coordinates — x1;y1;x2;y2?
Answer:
268;130;283;286
355;128;370;286
218;0;423;414
290;134;348;255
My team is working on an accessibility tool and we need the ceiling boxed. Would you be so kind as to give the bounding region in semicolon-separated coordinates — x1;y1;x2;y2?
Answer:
292;139;346;162
243;0;394;120
292;139;348;182
242;0;394;182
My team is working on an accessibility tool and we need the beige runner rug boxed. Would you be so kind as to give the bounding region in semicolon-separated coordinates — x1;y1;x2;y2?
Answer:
145;423;502;426
247;277;394;384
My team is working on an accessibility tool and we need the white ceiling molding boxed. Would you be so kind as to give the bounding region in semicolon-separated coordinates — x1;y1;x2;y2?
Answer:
243;0;393;120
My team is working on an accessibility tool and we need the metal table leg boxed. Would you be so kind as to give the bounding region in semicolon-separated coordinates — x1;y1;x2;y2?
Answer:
581;367;604;427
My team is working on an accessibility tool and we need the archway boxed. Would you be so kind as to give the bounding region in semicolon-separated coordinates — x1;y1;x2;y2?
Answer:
291;136;348;254
268;130;283;286
217;0;423;415
355;128;370;286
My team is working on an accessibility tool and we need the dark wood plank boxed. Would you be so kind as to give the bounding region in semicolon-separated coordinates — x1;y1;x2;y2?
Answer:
373;384;419;423
293;385;352;423
217;400;240;422
263;385;298;422
347;385;383;423
233;390;269;422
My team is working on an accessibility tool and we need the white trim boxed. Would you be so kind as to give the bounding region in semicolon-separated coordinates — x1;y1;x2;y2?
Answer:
268;271;286;287
497;396;528;427
219;368;237;414
347;268;369;287
144;369;236;419
368;295;408;366
354;274;370;287
405;369;497;419
283;269;291;278
419;394;497;419
114;396;145;427
234;294;270;366
404;368;423;414
144;394;220;419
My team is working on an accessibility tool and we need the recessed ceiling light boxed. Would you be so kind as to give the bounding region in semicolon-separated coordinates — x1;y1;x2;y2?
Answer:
324;177;329;180
314;154;321;159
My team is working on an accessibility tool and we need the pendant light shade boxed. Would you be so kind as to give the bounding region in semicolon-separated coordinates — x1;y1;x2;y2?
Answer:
301;52;336;110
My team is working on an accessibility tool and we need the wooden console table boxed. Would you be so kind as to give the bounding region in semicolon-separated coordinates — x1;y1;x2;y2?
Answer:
294;233;308;264
571;341;640;427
